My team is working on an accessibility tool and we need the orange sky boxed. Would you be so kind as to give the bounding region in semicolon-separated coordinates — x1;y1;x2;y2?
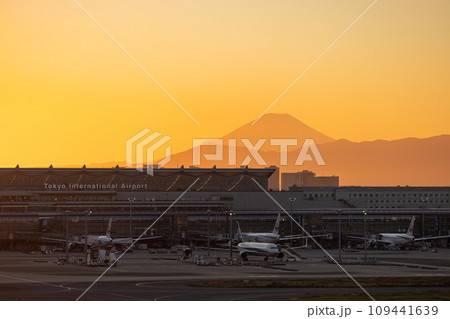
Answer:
0;0;449;167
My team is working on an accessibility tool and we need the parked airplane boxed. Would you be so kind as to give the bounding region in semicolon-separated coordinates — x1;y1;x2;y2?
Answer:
42;218;160;250
236;221;284;261
236;213;327;244
347;217;450;249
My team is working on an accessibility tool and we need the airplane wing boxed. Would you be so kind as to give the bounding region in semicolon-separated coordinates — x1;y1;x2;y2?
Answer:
346;235;366;241
279;234;328;241
112;236;162;244
41;237;83;245
135;236;162;240
346;236;392;245
414;235;450;242
201;235;232;241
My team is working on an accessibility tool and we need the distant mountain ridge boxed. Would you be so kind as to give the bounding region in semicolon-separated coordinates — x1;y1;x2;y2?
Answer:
222;113;335;145
72;114;450;186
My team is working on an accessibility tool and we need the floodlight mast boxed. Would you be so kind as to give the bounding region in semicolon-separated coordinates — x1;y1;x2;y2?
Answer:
363;210;367;264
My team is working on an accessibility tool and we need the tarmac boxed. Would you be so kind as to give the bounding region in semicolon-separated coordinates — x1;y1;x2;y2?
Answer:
0;247;449;300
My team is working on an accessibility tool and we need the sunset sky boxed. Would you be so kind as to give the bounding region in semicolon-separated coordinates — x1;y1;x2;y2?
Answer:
0;0;449;167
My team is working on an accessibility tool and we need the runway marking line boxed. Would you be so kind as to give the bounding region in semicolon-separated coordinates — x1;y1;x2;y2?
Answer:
0;273;71;293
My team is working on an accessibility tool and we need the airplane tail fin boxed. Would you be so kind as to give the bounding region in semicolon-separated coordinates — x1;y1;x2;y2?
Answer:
236;221;245;243
272;213;281;234
406;217;415;236
106;218;112;237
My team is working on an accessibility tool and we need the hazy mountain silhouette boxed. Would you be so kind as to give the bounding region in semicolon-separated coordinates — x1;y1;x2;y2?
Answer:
80;114;450;186
284;135;450;186
222;113;334;145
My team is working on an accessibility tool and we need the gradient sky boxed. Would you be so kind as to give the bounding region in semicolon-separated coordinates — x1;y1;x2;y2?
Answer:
0;0;449;166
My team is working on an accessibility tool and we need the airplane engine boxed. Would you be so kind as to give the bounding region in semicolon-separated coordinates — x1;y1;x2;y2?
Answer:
276;252;284;259
368;240;377;248
67;242;76;250
240;252;248;261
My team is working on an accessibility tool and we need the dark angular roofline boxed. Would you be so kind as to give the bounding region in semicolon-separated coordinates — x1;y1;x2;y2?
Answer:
0;166;276;178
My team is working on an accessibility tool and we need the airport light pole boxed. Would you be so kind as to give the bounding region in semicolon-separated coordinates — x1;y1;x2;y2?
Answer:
289;197;296;246
338;210;342;263
363;210;367;265
421;197;428;237
84;210;92;264
228;211;235;262
207;210;211;256
128;198;136;238
65;210;70;260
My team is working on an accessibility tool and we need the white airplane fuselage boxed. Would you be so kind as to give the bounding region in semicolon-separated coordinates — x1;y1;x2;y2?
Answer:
235;220;285;261
237;242;283;258
44;218;154;250
80;235;113;248
234;213;282;244
379;233;414;246
240;232;280;243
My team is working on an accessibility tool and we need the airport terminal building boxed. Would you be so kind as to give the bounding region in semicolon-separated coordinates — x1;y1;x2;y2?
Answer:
1;166;450;250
